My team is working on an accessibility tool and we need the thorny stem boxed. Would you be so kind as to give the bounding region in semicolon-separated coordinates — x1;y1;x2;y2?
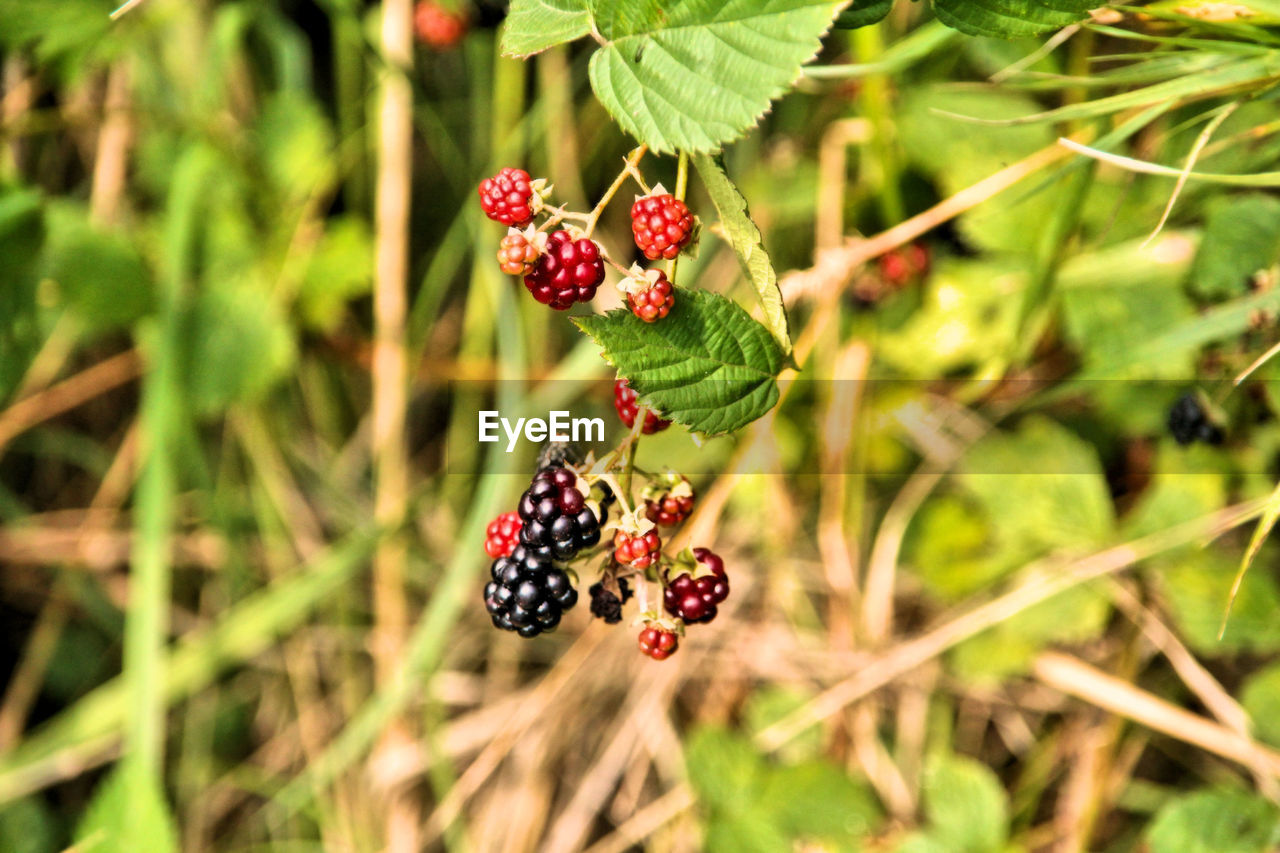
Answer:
597;470;633;519
584;146;648;236
538;203;591;231
637;575;651;617
624;158;652;195
669;150;689;282
602;253;632;277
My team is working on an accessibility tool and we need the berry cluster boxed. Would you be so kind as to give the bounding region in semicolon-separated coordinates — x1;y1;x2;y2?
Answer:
480;464;609;640
471;156;731;661
477;167;696;320
479;454;729;661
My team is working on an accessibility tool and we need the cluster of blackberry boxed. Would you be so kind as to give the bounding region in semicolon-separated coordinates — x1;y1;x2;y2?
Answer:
482;459;606;639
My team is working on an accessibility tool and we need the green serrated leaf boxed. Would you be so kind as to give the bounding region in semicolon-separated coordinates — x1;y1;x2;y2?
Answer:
1242;663;1280;748
835;0;895;28
1145;788;1280;853
573;288;783;436
685;727;767;809
1191;195;1280;300
922;756;1009;853
932;0;1092;38
586;0;843;154
691;153;791;356
761;761;882;840
176;280;297;418
501;0;591;57
42;202;154;336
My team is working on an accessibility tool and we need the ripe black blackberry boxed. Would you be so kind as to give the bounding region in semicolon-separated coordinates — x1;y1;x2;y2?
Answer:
483;544;578;638
518;466;604;561
1168;392;1223;446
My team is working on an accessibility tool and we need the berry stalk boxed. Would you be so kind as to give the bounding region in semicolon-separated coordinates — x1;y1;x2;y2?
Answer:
584;146;647;237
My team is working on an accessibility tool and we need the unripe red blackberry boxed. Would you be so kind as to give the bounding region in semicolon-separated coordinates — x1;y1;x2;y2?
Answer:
496;227;544;276
645;476;694;526
517;466;604;561
878;242;930;287
631;193;694;261
523;230;605;310
613;378;670;434
478;167;538;227
663;548;729;625
621;267;674;323
613;528;662;570
638;623;679;660
414;1;468;49
484;511;522;559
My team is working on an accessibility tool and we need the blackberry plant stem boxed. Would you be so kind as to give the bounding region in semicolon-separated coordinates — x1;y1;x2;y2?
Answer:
584;146;647;236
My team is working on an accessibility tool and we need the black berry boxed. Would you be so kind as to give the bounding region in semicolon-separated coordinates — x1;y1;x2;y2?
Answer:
517;467;604;562
483;545;578;638
1168;392;1223;446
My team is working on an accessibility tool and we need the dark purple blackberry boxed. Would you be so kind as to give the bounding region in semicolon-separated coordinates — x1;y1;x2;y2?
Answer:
588;578;632;624
1168;391;1224;446
517;466;604;562
483;544;578;638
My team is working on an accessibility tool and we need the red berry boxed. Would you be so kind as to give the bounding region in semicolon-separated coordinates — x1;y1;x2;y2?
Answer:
478;167;537;227
663;548;728;624
523;230;605;310
497;230;541;276
613;378;670;434
414;1;467;49
878;241;930;287
625;269;674;323
631;194;694;261
638;624;679;660
614;528;662;570
646;491;694;526
484;511;523;559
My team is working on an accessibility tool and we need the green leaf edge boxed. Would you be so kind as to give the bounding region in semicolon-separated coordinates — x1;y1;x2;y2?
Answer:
691;153;793;358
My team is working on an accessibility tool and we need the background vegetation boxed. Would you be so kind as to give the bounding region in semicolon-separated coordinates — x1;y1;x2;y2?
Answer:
3;0;1280;850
